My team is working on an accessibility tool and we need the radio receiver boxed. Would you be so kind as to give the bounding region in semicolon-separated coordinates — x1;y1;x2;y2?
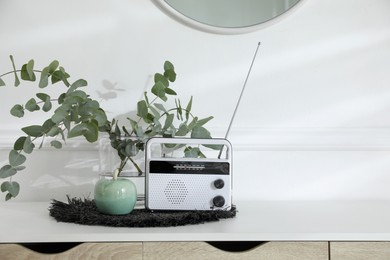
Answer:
145;138;232;211
145;42;261;211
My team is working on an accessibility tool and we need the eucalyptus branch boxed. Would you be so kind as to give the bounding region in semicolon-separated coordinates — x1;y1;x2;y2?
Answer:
0;57;108;200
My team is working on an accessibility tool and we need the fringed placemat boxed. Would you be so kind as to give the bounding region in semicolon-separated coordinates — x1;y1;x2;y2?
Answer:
49;197;237;227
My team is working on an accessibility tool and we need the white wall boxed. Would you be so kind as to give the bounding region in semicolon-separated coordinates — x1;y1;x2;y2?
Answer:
1;0;390;202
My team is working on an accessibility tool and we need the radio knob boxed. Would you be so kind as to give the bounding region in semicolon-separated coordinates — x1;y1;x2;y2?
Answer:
213;196;225;208
214;179;225;189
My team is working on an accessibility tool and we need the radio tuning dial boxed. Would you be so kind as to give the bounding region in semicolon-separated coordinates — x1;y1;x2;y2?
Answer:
213;196;225;208
214;179;225;189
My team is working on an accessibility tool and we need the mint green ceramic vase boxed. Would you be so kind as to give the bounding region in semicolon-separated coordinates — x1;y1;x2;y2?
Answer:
94;177;137;215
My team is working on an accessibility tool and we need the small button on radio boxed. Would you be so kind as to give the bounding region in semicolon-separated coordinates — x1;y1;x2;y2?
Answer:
214;179;225;189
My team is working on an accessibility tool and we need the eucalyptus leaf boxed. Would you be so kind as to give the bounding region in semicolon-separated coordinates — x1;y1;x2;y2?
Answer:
5;193;12;201
48;60;59;74
164;69;176;82
149;106;160;118
125;142;139;157
36;93;50;102
164;60;174;71
144;92;150;105
151;82;167;101
176;124;189;136
9;150;26;167
137;100;148;118
51;68;69;85
154;103;166;112
135;126;144;138
0;78;6;86
163;61;176;82
114;123;121;137
23;136;35;154
94;109;108;127
20;60;36;81
184;147;201;158
79;100;99;116
68;122;98;142
63;117;71;131
39;67;49;88
187;117;198;131
51;70;62;84
51;108;68;124
59;67;70;86
42;98;52;112
68;109;78;124
68;89;88;100
21;64;31;81
25;98;40;112
144;113;154;124
163;114;174;132
50;140;62;149
67;79;87;93
185;96;193;120
154;73;169;87
14;136;27;151
26;60;35;79
10;104;24;118
42;119;56;133
127;118;138;132
191;126;211;139
175;99;183;120
0;165;17;178
22;125;44;137
1;181;20;197
9;55;20;87
58;93;66;104
165;88;177;95
195;116;214;127
46;126;61;137
13;166;26;171
63;95;83;105
68;123;88;138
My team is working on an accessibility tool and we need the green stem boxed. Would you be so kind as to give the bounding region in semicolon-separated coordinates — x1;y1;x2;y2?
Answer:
129;156;143;175
117;156;143;176
117;157;129;175
0;69;43;79
35;98;58;106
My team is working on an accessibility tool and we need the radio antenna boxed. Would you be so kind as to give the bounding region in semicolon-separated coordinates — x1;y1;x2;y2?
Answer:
225;42;261;139
218;42;261;159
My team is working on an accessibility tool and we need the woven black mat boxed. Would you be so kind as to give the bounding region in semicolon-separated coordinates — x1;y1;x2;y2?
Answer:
49;197;237;228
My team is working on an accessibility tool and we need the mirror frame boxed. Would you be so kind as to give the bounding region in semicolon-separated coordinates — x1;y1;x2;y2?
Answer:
152;0;306;34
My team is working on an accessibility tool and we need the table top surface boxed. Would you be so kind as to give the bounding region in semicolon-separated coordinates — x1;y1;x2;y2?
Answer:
1;200;390;243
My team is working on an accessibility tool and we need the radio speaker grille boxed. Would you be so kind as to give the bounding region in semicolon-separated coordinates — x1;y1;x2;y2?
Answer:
164;179;188;205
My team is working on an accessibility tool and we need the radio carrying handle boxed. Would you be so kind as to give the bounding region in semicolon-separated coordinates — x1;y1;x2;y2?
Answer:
146;137;232;160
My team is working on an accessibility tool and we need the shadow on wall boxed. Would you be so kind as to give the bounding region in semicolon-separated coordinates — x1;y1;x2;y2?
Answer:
96;79;126;101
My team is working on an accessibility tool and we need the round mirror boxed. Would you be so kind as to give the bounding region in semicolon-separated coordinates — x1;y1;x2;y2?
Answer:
153;0;303;34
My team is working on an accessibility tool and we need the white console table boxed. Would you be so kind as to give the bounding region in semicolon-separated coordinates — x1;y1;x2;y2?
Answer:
2;200;390;259
1;200;390;242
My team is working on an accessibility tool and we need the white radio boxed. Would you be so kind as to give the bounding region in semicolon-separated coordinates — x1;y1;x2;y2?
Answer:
145;138;232;211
